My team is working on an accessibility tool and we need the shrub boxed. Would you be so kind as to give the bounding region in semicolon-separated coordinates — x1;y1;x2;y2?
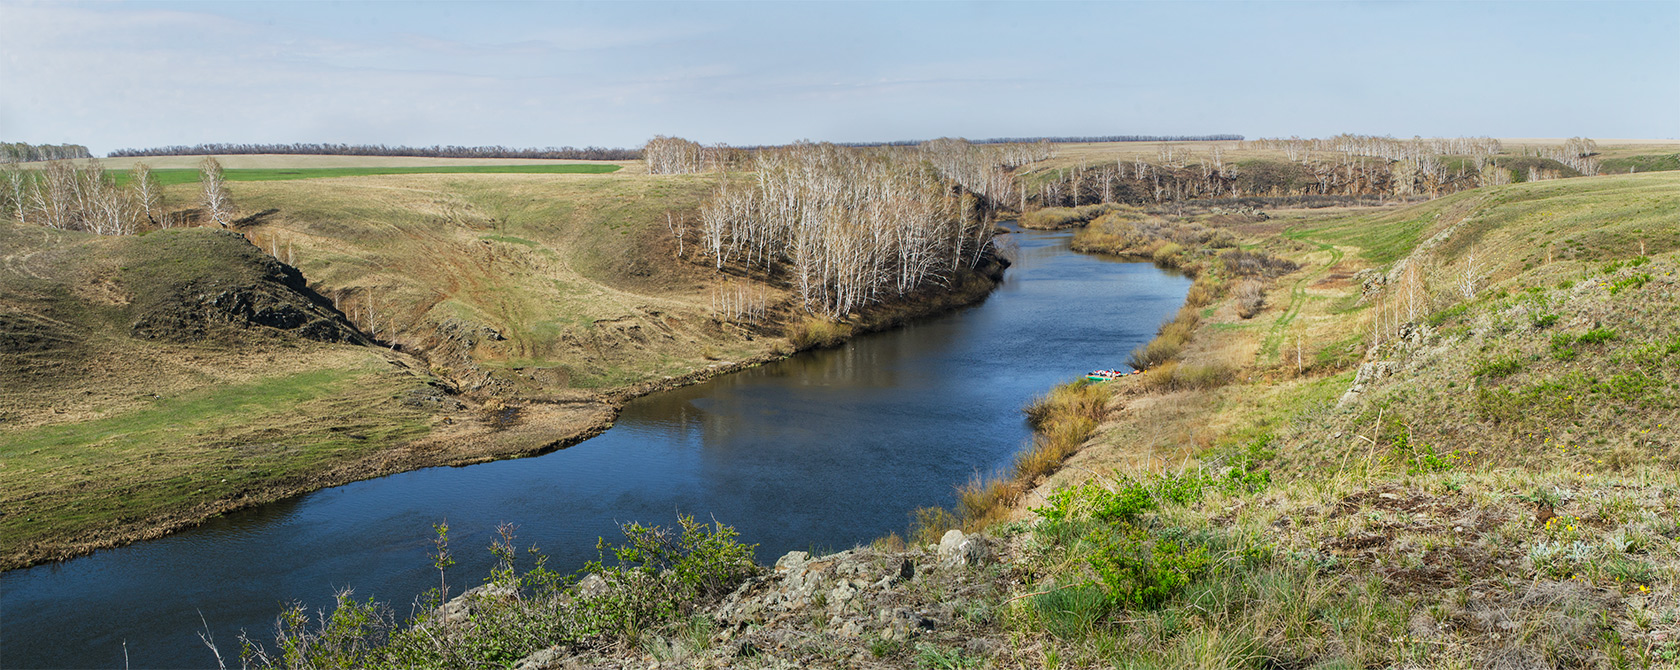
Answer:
241;517;759;668
1234;279;1265;319
1088;525;1210;610
1577;328;1617;345
1472;356;1523;379
1174;362;1236;390
785;316;851;350
1021;206;1106;229
1151;242;1185;266
1183;280;1215;308
1127;308;1200;370
1220;249;1299;278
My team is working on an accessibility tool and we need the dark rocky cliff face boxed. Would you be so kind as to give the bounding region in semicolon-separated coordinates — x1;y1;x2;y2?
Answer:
117;229;370;345
128;255;368;345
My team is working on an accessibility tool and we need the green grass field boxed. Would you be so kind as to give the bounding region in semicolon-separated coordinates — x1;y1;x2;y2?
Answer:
114;163;620;186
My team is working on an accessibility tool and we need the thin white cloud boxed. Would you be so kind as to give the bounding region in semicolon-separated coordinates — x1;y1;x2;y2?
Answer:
1;1;1675;151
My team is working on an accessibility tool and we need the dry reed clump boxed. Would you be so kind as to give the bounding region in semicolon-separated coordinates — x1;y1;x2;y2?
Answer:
1151;242;1184;267
784;316;852;350
1220;249;1299;278
1127;305;1201;370
1024;380;1108;429
1183;279;1216;308
1018;204;1120;230
1235;279;1266;319
1134;361;1237;393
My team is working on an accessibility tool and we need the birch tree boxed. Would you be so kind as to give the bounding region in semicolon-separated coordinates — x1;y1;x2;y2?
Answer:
130;163;162;227
1458;245;1480;300
1;164;24;224
200;157;233;227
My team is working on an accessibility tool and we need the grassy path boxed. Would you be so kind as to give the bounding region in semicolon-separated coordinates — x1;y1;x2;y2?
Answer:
1258;227;1344;364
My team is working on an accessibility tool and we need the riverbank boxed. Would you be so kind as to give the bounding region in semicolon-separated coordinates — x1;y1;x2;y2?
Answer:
0;250;1006;571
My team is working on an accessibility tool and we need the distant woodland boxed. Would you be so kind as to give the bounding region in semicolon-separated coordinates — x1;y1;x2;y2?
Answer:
108;143;640;161
1;142;93;163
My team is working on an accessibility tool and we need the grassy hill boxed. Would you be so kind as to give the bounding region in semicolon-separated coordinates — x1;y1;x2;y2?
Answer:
1013;171;1680;667
223;170;787;392
0;224;443;567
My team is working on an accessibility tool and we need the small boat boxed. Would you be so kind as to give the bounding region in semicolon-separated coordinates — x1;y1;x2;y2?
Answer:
1085;369;1129;382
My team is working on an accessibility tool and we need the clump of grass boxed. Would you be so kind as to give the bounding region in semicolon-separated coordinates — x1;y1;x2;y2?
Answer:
1134;361;1236;393
1576;327;1617;345
1019;205;1116;229
1150;242;1184;267
958;475;1023;530
908;506;964;546
1219;249;1299;278
1473;356;1524;378
1233;279;1265;319
1183;281;1216;308
785;316;852;350
1127;305;1201;370
1024;380;1107;429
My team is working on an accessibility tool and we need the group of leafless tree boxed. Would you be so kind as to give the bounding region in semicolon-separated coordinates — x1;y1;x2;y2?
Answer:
1527;137;1601;176
734;134;1240;150
709;281;772;323
643;136;733;174
917;137;1046;208
679;140;1005;318
1028;135;1610;210
2;142;93;163
108;143;638;161
2;157;232;235
3;161;156;235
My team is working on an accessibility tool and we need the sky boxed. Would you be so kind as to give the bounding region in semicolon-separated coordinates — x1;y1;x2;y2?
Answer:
1;1;1676;155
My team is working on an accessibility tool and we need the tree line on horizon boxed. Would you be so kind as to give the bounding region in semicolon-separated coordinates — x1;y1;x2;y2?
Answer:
107;143;640;161
729;134;1245;150
2;142;94;163
1025;134;1608;209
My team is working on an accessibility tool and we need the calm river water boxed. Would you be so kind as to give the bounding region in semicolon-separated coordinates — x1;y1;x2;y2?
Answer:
1;227;1190;668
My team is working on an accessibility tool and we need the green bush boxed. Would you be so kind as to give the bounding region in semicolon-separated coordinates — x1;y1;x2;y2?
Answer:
1087;525;1210;610
1578;328;1618;345
1426;303;1469;327
241;517;759;669
1473;356;1524;379
1610;273;1651;295
1551;333;1580;361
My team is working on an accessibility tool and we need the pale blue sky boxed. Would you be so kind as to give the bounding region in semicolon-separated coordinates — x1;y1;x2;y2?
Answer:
2;1;1676;154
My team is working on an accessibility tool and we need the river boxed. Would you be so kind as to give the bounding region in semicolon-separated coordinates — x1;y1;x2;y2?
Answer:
0;227;1190;668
